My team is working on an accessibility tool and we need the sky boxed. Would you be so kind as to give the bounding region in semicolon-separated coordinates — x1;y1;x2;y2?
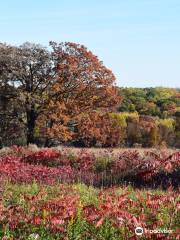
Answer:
0;0;180;88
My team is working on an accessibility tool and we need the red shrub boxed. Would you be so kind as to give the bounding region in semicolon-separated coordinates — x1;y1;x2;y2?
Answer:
23;149;61;166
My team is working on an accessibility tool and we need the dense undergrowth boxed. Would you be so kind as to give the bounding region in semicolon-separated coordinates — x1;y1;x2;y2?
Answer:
0;182;179;240
0;145;179;239
0;145;179;188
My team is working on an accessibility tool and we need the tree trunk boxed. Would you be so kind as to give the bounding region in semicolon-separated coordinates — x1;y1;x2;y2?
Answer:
26;107;37;145
44;138;51;147
44;119;53;147
0;137;3;149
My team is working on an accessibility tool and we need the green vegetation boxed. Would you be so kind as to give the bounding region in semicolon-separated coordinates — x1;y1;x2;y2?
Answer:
118;87;180;118
0;182;179;239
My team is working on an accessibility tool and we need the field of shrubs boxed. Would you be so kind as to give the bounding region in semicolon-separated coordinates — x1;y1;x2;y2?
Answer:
0;145;179;239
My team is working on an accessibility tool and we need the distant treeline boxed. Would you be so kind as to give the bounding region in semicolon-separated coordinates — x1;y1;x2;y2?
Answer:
105;87;180;149
117;87;180;118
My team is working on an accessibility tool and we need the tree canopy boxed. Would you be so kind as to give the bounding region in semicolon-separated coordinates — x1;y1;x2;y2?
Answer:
0;41;120;146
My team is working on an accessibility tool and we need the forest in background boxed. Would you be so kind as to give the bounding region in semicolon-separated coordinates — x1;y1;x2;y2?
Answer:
114;87;180;148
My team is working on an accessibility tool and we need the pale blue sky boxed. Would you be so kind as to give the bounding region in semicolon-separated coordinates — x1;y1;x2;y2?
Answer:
0;0;180;87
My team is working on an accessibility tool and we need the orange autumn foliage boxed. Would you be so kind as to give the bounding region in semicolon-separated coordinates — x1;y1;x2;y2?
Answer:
76;112;122;147
38;42;120;142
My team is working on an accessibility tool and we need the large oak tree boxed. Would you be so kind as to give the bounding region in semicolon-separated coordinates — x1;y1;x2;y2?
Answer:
39;42;120;144
0;41;119;145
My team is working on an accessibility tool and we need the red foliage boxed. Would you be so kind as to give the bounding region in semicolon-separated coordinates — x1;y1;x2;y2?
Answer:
0;146;179;188
0;185;179;238
0;155;74;184
24;149;61;166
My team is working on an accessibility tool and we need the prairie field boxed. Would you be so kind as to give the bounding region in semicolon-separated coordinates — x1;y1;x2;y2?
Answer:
0;145;179;239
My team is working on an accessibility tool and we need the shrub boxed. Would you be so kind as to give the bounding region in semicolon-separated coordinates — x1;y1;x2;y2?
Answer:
23;149;61;167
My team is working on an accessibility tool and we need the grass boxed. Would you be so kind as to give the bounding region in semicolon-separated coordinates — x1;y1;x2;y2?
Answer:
0;181;179;239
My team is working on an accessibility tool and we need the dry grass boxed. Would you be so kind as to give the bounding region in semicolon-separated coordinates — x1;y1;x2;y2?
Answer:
54;145;177;156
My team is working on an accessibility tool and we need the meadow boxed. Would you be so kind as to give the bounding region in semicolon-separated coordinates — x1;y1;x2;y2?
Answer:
0;145;179;239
